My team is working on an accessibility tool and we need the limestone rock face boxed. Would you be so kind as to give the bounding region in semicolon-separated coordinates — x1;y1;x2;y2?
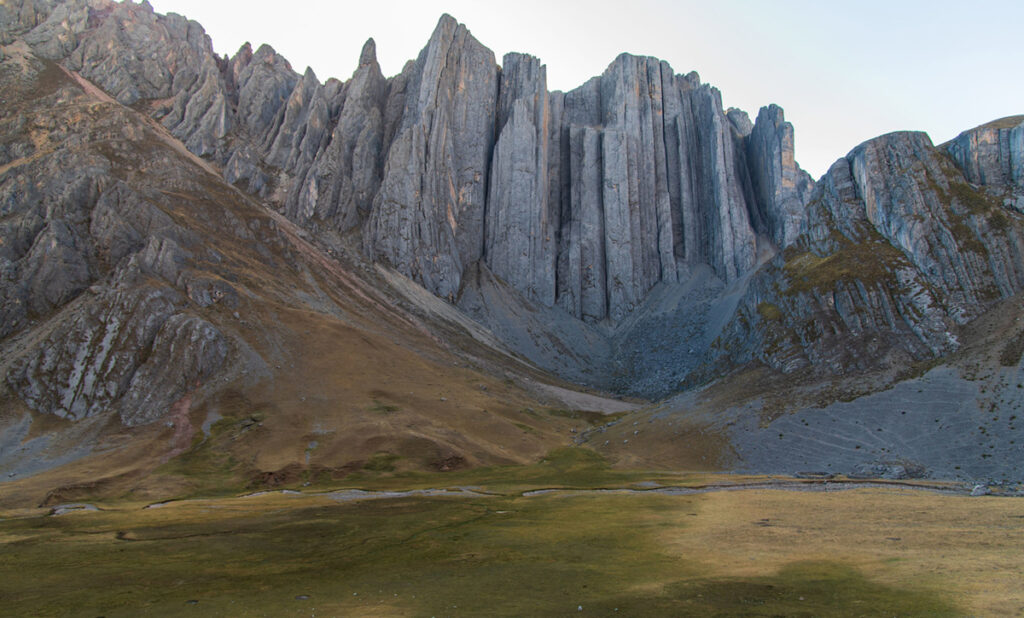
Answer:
0;49;242;426
233;44;299;145
542;58;773;321
747;104;814;247
485;53;556;306
849;132;1024;316
944;116;1024;188
365;15;498;300
265;67;328;172
64;2;208;105
288;39;386;231
7;2;817;324
0;146;104;339
7;283;228;426
13;0;1024;404
13;1;89;60
702;129;1024;380
558;125;608;322
485;54;800;323
0;0;59;45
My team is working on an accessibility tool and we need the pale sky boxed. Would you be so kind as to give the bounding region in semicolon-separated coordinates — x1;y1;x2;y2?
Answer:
146;0;1024;179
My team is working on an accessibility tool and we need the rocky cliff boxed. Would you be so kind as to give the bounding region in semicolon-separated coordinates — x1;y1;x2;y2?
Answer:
3;1;814;323
3;0;1024;415
0;42;243;427
700;125;1024;381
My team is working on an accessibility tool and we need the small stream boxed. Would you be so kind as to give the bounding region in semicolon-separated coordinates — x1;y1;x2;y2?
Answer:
64;479;1022;516
237;479;1020;505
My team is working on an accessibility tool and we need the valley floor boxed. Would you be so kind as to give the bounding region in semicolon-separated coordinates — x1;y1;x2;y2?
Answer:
2;451;1022;616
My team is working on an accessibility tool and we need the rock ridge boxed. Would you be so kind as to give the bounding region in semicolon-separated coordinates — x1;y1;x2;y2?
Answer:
3;1;812;323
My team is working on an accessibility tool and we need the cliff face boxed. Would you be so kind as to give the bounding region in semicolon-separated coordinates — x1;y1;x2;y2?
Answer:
0;19;588;491
945;115;1024;190
747;105;814;248
4;1;810;321
4;0;1024;415
702;127;1024;380
546;56;764;322
365;15;498;301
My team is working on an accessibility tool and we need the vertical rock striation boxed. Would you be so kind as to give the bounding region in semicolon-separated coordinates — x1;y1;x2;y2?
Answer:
364;15;498;300
488;54;808;322
944;116;1024;193
6;0;1024;401
5;2;816;322
702;128;1024;381
747;104;814;247
485;53;556;306
288;39;385;231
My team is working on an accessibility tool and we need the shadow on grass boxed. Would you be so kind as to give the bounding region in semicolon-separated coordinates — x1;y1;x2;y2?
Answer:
0;489;961;616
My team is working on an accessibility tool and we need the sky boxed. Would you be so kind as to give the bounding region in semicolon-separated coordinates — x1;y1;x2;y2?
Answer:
146;0;1024;179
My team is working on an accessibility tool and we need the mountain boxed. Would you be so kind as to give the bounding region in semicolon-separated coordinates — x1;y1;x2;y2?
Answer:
1;0;1023;503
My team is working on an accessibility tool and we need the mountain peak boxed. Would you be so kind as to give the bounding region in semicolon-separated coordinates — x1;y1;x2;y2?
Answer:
359;37;377;67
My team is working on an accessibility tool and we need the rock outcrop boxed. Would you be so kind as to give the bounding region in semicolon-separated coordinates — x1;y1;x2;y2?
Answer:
5;0;1024;406
364;15;498;300
5;0;813;323
944;116;1024;189
485;53;556;306
8;282;228;426
0;46;247;427
747;104;814;247
288;39;385;231
486;54;808;322
701;129;1024;379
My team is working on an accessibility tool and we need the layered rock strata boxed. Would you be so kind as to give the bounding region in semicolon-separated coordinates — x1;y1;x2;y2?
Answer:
702;128;1024;378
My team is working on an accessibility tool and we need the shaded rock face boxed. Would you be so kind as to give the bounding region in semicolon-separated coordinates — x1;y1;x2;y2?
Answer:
0;47;250;426
288;39;385;232
485;53;555;306
9;284;228;426
945;116;1024;189
489;54;808;322
747;104;814;247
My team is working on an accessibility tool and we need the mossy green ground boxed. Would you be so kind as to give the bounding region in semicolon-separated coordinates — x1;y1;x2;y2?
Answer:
7;448;1017;616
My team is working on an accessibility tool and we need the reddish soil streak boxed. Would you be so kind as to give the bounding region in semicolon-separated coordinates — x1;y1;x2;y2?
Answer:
162;392;195;462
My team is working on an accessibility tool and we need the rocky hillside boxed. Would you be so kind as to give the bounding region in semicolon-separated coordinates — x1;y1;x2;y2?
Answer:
0;7;635;500
699;123;1024;380
1;0;1023;492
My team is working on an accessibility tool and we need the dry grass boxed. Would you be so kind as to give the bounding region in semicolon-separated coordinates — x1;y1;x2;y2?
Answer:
662;487;1024;615
978;115;1024;131
3;481;1012;616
